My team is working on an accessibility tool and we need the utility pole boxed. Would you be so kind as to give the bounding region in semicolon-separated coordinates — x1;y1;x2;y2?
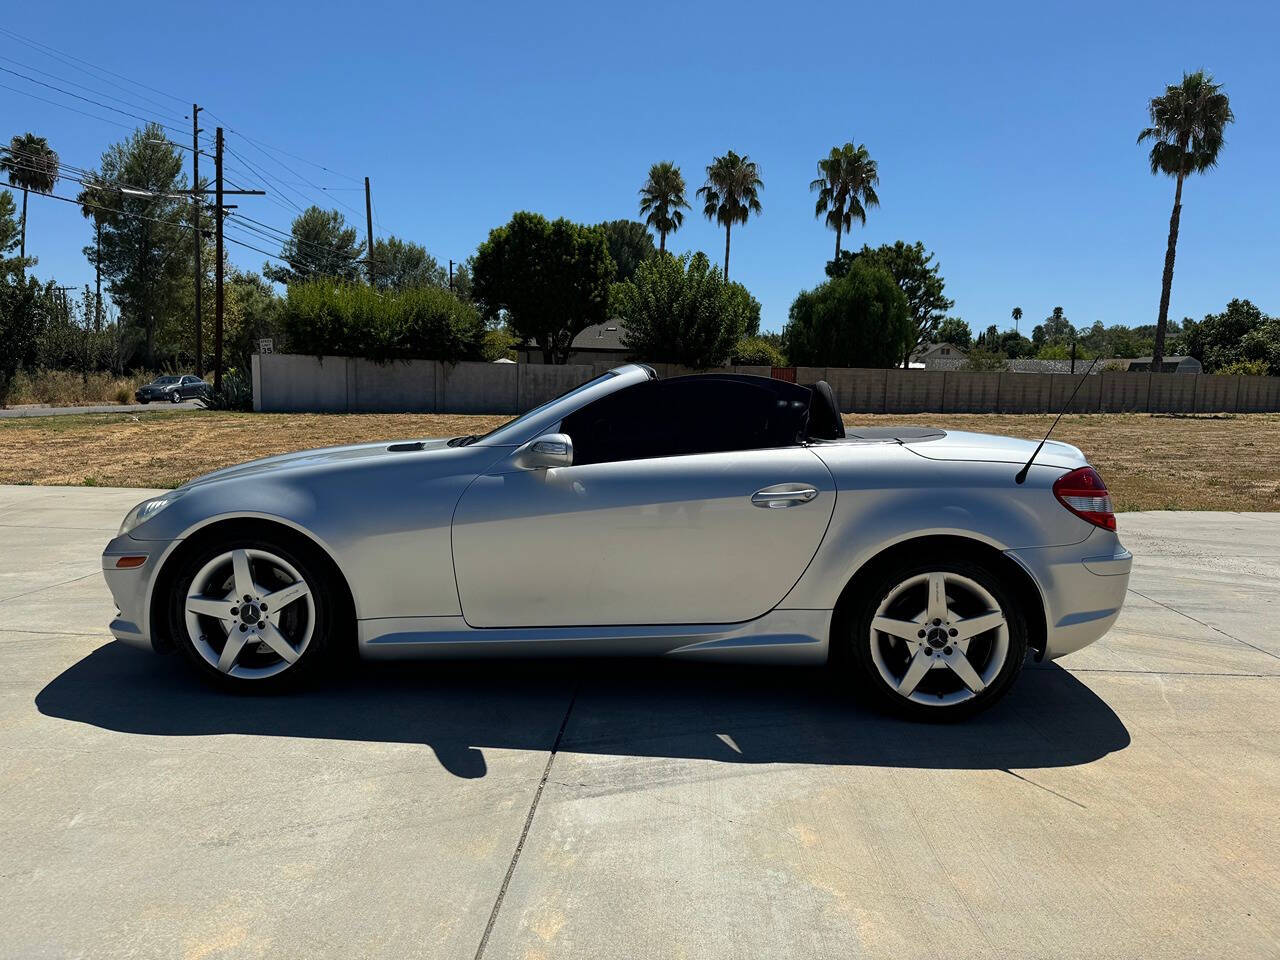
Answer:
192;104;204;376
214;127;225;392
364;176;375;284
93;219;102;332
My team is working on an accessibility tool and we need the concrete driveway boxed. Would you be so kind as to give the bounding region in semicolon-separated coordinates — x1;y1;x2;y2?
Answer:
1;485;1277;959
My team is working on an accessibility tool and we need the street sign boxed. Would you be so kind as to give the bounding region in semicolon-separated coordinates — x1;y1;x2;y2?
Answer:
257;339;274;355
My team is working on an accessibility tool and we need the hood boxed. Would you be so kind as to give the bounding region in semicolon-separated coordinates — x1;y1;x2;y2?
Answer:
182;437;456;489
904;430;1087;469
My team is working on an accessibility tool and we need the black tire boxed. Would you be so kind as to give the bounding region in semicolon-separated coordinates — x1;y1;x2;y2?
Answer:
170;391;182;403
166;532;348;693
840;554;1027;722
138;398;150;404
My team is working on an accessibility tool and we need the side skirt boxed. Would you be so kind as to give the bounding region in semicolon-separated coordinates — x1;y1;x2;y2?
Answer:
358;608;832;665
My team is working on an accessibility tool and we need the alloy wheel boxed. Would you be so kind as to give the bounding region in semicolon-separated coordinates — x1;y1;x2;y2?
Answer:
183;548;315;679
868;571;1010;707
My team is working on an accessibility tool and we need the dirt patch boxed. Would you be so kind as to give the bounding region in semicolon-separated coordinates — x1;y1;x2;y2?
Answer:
1;409;1276;511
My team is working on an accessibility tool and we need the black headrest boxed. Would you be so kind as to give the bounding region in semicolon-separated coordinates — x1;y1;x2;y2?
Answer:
806;380;845;440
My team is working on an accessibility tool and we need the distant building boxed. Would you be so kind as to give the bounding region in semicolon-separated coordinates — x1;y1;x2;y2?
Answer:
910;342;968;368
1121;356;1203;373
520;322;631;365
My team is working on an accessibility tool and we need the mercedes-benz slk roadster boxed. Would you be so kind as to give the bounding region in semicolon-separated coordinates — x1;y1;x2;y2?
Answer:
102;364;1131;719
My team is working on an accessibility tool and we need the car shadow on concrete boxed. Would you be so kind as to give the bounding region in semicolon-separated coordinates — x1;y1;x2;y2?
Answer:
36;642;1129;779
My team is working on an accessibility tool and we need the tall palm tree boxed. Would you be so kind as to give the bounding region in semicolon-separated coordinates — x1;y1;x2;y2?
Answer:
638;162;690;254
0;133;60;263
1011;306;1022;334
696;150;762;281
77;171;120;333
810;141;879;259
1138;70;1233;369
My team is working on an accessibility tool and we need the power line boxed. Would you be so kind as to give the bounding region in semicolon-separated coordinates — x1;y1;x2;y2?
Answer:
0;64;187;135
0;79;137;131
0;53;189;128
203;108;360;183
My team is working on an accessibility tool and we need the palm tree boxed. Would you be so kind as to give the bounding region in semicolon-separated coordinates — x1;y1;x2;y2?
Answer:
1011;306;1022;334
0;133;60;263
1138;70;1233;369
77;171;120;333
696;150;762;281
810;141;879;259
638;162;690;254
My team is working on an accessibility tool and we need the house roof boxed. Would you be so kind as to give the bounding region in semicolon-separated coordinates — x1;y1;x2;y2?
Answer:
911;342;968;358
525;323;627;352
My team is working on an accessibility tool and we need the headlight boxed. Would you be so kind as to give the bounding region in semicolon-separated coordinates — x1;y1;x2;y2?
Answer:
119;493;183;536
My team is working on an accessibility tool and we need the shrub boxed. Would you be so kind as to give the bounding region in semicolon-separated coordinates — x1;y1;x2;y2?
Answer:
732;336;785;367
202;368;253;411
963;349;1007;372
1214;360;1270;376
280;281;485;362
614;252;758;368
783;262;911;368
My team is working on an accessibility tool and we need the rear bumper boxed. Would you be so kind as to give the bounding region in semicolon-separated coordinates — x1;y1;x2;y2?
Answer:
1005;529;1132;660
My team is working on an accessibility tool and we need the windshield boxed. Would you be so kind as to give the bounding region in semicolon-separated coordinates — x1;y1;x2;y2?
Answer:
466;372;617;446
153;376;179;385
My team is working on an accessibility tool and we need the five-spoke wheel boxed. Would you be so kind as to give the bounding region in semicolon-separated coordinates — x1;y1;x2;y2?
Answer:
168;533;343;691
845;557;1027;720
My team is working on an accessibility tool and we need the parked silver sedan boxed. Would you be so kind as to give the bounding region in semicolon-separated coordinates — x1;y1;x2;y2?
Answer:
102;364;1131;719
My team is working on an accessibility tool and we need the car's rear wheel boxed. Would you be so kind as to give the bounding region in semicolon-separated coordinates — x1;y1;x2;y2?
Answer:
166;534;344;692
843;556;1027;721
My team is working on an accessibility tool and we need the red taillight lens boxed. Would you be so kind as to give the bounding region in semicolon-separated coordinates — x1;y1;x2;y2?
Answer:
1052;466;1116;531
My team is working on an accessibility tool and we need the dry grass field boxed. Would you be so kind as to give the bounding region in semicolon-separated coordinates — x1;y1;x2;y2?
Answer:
0;408;1277;511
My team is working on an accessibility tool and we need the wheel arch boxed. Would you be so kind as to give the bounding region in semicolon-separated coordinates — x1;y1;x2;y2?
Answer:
830;534;1048;660
147;516;357;653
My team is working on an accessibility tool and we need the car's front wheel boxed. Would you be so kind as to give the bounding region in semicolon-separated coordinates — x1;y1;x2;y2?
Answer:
843;556;1027;721
166;534;345;692
169;391;182;403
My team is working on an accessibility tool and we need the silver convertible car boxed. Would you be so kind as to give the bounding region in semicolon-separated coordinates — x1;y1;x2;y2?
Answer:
102;364;1132;719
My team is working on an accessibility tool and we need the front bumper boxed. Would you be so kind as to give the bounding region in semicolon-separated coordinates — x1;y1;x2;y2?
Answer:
1005;528;1132;660
102;534;179;652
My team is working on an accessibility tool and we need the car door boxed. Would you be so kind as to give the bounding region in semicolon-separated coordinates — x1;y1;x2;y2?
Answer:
451;377;837;628
178;376;196;398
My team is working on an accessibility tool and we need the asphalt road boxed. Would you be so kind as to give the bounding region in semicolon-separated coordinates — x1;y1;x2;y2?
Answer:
0;400;205;418
1;485;1277;959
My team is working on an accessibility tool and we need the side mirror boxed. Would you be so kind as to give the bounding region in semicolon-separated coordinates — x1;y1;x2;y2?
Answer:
514;432;573;470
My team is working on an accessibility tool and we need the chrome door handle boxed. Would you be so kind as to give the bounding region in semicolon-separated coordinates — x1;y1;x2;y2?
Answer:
751;486;819;508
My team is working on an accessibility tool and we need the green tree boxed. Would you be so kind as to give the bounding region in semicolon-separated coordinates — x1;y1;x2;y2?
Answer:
1181;299;1277;373
783;261;911;368
638;162;690;254
613;251;758;368
810;141;879;259
997;330;1034;358
697;151;762;281
82;126;190;367
598;219;655;283
369;235;447;291
0;190;32;278
263;206;363;286
225;271;283;370
1011;306;1022;334
1138;70;1234;369
934;316;972;349
471;212;615;364
1032;306;1074;348
0;133;59;264
838;241;953;365
732;335;785;367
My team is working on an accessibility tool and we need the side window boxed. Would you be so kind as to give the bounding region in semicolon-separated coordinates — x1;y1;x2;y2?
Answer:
562;377;809;466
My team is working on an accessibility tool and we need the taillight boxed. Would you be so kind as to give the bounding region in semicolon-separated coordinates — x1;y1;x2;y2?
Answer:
1052;466;1116;531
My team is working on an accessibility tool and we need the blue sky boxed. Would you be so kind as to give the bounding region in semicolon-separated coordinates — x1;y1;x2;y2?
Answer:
2;0;1277;334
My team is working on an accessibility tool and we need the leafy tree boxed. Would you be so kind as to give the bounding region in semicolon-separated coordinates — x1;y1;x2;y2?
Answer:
0;276;53;403
835;241;953;365
783;261;911;368
225;271;283;370
1138;70;1234;369
614;252;757;368
0;190;32;279
369;235;447;291
82;125;190;367
598;219;655;283
1032;306;1074;348
281;280;484;362
0;133;59;263
263;206;363;286
997;330;1034;358
934;316;972;349
697;151;763;281
964;348;1007;371
1180;299;1277;373
732;335;785;367
638;162;689;254
482;326;517;362
471;212;615;364
810;141;879;259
